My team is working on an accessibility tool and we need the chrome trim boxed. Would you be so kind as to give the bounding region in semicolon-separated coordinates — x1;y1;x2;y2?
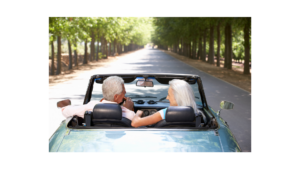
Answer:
68;128;217;132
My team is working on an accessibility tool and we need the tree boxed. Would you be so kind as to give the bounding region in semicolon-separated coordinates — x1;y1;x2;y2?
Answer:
49;17;56;75
208;25;215;64
50;38;55;75
56;36;62;74
216;21;221;67
243;17;251;74
202;28;207;61
67;40;72;70
77;17;92;64
49;17;154;72
224;21;233;69
49;17;65;75
197;28;202;60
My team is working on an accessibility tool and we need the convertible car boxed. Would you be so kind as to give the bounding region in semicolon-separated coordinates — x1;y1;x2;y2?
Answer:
49;73;241;152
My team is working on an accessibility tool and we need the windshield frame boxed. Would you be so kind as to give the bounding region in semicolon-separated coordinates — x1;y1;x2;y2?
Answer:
83;73;209;109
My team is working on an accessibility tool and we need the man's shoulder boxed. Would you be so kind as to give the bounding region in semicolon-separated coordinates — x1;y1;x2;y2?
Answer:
88;101;101;105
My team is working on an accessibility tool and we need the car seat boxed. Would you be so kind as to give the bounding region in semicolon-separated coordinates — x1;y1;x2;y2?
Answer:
154;106;195;127
84;103;132;127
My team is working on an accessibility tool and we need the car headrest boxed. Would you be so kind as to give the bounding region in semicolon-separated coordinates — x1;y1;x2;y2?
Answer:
92;103;122;120
165;106;195;122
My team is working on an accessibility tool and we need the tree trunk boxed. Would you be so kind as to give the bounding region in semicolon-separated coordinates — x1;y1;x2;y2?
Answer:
56;36;61;75
185;42;188;57
190;42;193;58
217;23;221;67
186;42;191;58
108;42;111;56
193;37;197;59
183;42;185;57
208;25;215;64
198;32;202;60
90;30;95;61
182;42;185;56
96;38;99;61
202;29;207;61
105;39;108;58
179;38;182;55
104;38;108;58
118;43;122;54
51;41;55;75
74;41;78;68
68;40;72;70
188;42;191;58
83;39;88;64
113;39;116;55
243;18;250;74
228;24;232;69
224;25;228;68
100;36;104;58
176;40;179;54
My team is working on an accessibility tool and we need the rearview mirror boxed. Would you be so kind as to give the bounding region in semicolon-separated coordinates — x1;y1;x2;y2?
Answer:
57;99;71;108
220;100;234;110
136;80;154;87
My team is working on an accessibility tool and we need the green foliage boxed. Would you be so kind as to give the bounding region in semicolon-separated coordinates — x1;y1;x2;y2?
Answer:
98;52;104;59
151;17;251;62
49;17;154;54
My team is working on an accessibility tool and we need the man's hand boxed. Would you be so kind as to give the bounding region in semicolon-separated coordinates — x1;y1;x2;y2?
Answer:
57;99;71;108
136;110;143;117
123;97;134;111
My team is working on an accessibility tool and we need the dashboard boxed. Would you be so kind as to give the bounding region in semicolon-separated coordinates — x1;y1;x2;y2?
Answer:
140;109;158;117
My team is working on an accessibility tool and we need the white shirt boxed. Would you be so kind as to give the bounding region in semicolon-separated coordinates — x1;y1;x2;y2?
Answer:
61;100;135;120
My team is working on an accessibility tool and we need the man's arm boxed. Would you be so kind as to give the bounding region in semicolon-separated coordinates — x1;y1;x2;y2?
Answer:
61;101;99;118
61;105;86;118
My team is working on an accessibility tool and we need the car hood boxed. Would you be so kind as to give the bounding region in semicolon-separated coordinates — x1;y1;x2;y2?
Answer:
55;129;224;152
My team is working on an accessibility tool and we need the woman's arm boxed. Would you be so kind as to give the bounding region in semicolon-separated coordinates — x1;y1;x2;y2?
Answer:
131;110;163;128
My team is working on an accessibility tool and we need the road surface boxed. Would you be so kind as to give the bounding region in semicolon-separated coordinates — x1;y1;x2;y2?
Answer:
49;48;251;151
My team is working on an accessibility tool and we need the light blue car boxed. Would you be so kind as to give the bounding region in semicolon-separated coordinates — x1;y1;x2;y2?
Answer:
49;73;241;152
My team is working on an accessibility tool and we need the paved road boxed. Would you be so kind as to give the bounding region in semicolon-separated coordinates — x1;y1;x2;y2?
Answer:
49;48;251;151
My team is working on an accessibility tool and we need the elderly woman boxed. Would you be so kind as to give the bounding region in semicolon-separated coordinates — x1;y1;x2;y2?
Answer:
131;79;201;128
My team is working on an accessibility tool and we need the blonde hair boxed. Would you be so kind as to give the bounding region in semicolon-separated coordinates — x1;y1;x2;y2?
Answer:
169;79;199;115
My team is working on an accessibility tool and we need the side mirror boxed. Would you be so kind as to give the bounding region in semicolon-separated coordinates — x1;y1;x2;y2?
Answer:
217;100;234;117
57;99;71;108
220;100;234;110
136;80;154;87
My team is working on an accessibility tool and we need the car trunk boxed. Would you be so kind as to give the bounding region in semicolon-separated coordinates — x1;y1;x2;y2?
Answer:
56;129;223;152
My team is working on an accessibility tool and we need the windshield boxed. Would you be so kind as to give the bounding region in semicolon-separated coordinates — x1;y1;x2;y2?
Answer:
91;77;202;105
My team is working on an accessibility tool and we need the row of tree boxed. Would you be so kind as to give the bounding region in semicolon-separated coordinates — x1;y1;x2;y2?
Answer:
49;17;153;75
151;17;251;74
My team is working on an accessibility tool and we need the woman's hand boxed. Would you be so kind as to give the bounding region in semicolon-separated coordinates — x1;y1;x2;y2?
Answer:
136;110;143;117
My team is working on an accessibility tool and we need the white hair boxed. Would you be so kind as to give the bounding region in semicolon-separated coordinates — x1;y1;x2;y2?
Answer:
102;76;124;101
169;79;200;116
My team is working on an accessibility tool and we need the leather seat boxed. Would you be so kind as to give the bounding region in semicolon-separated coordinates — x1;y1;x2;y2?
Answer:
154;106;195;127
84;103;132;127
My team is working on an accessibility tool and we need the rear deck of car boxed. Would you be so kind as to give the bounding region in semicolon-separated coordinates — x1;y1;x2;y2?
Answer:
54;129;223;152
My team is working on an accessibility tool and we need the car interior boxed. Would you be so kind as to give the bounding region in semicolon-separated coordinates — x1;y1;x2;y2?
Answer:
67;102;208;129
66;74;218;129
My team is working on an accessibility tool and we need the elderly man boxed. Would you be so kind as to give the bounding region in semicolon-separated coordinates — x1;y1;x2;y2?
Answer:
61;76;135;120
